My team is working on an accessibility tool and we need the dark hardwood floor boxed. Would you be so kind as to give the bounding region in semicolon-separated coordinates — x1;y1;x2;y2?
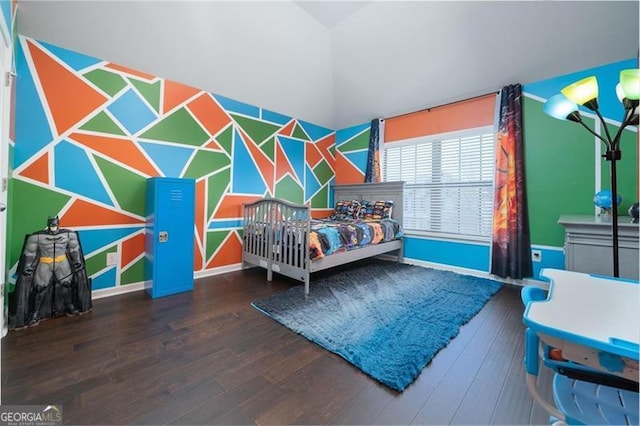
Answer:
1;260;554;425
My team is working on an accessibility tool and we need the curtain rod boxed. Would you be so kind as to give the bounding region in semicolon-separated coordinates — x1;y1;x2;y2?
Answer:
380;89;500;122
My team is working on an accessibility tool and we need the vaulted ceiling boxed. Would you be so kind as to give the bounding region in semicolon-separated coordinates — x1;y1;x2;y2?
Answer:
17;1;639;129
294;1;371;28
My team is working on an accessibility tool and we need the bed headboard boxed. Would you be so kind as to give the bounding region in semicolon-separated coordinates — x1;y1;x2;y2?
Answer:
332;181;405;224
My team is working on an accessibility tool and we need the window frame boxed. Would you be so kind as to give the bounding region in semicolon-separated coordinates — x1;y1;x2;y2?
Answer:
383;125;495;243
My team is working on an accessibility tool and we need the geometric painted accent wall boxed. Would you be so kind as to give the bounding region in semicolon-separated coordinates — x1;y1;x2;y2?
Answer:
11;36;335;291
335;122;369;184
0;0;14;42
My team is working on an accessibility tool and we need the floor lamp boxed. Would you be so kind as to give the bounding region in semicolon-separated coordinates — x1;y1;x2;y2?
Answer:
543;69;639;278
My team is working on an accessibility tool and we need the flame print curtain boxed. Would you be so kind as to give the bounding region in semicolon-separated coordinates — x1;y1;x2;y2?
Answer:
365;118;381;183
490;84;533;279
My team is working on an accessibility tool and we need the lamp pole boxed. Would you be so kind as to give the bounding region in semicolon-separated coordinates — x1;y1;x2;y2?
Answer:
595;104;622;279
571;116;622;276
573;109;632;278
605;99;637;278
606;146;621;278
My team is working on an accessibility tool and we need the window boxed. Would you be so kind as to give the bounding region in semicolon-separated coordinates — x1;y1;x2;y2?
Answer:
383;126;494;241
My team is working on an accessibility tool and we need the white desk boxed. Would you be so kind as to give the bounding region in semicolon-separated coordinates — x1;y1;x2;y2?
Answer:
523;269;639;382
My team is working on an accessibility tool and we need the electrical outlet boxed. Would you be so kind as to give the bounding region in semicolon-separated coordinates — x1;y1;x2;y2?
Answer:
531;249;542;262
106;252;118;266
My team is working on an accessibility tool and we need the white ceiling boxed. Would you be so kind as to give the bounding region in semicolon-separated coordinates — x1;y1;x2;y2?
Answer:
15;1;640;129
294;1;371;28
330;1;639;127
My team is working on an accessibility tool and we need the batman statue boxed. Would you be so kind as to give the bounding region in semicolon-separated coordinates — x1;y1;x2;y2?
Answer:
9;216;92;329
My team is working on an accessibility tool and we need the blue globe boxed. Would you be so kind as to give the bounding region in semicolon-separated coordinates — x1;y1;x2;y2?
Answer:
593;190;622;209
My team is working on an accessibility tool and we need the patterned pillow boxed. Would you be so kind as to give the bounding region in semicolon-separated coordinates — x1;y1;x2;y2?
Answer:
330;200;360;220
358;200;375;220
360;200;393;220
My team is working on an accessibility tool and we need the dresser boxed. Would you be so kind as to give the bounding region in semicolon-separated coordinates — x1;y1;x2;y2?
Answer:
558;215;639;280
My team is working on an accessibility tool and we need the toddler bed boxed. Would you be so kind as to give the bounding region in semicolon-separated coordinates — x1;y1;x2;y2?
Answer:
242;181;404;295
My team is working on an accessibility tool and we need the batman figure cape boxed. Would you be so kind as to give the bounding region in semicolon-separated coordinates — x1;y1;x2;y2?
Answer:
8;229;92;329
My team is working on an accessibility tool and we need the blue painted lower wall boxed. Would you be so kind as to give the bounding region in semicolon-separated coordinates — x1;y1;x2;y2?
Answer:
404;236;566;280
404;237;491;271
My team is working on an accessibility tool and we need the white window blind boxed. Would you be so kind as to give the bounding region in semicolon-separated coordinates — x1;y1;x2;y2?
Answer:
384;126;495;240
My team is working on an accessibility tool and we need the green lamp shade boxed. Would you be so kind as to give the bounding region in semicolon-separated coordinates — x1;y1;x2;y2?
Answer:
620;69;640;100
543;94;579;120
561;76;598;106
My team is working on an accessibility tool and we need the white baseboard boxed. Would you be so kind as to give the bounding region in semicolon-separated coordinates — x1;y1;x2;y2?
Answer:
92;263;246;300
194;263;243;279
93;282;145;299
403;257;549;289
92;258;548;301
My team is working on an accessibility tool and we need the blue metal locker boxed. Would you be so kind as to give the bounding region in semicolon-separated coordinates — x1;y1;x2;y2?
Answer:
145;177;195;298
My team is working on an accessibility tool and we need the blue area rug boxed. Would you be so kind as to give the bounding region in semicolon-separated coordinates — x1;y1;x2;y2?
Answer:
252;260;503;392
